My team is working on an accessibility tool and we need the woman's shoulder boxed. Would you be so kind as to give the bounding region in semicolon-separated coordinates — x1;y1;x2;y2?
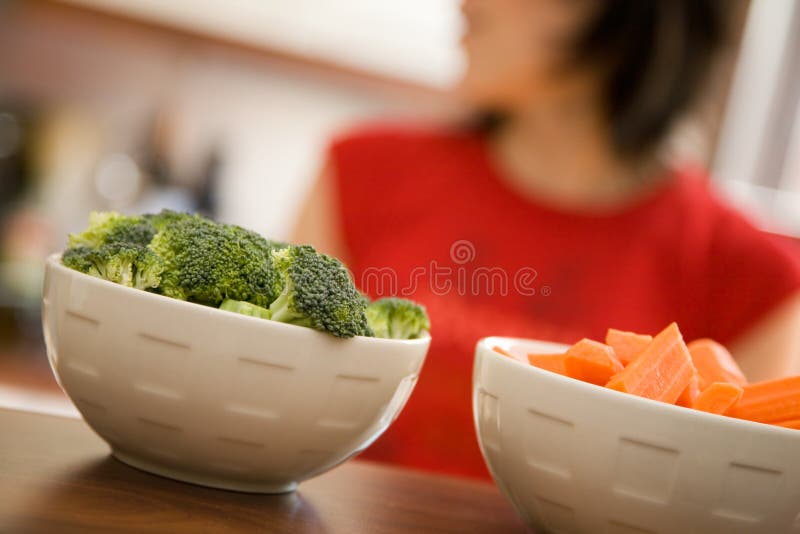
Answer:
667;164;800;340
662;164;759;232
661;165;796;263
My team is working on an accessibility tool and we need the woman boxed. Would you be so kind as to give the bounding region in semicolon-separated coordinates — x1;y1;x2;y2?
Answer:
294;0;800;479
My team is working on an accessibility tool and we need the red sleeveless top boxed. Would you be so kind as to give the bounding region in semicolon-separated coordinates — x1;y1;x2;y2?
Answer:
329;124;800;480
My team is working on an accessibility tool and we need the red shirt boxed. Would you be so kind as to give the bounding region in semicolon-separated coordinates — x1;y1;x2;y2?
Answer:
329;124;800;480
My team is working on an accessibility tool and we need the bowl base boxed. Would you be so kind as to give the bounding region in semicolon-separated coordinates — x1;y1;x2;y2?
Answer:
111;449;298;494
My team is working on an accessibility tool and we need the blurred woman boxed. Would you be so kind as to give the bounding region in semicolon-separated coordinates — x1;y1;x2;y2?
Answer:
294;0;800;479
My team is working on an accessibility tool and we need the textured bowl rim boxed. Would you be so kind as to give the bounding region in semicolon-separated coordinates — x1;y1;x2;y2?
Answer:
476;335;800;441
46;253;430;347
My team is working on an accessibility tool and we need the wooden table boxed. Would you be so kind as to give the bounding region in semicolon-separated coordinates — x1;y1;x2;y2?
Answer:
0;407;527;533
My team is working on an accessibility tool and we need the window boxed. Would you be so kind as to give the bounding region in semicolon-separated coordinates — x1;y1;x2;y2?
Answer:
713;0;800;236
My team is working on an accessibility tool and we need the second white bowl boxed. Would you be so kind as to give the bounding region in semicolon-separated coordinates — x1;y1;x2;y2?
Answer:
474;336;800;534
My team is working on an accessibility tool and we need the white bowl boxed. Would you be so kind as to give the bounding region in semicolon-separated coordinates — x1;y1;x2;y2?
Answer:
42;255;429;493
473;337;800;534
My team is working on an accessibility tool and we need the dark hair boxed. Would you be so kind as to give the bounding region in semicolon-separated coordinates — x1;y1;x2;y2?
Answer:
478;0;731;160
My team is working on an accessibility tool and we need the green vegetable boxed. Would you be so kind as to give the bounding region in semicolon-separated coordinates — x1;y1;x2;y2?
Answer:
268;245;372;338
366;297;430;340
144;209;193;232
61;210;427;340
148;214;280;307
62;242;164;290
68;211;156;248
219;299;271;319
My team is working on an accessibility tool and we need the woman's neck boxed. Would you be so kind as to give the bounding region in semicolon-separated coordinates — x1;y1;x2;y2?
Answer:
489;96;660;211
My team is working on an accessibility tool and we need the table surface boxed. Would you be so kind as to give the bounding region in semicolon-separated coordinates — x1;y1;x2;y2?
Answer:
0;407;528;533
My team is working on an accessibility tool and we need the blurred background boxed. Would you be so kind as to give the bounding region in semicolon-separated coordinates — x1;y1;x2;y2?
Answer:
0;0;798;410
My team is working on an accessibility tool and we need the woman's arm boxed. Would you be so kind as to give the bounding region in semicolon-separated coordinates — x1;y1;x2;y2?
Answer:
291;158;350;263
728;291;800;381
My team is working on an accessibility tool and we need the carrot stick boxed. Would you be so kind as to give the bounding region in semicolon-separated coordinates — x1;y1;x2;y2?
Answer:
605;323;695;404
687;339;747;389
691;382;744;415
563;339;623;386
493;346;517;359
727;376;800;423
527;353;568;376
605;329;653;366
773;419;800;430
676;374;701;408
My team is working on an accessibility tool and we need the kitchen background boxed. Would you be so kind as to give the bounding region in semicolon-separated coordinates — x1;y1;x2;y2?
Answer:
1;0;799;409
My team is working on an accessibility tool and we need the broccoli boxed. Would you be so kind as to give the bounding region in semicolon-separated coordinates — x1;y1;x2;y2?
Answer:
61;210;430;340
268;245;372;338
62;242;164;290
148;214;280;306
62;246;101;277
366;297;430;339
219;299;271;319
62;211;174;291
144;209;193;232
68;211;156;248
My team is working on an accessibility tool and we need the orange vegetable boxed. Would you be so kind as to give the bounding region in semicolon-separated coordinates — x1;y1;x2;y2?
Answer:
774;419;800;430
676;374;701;408
493;346;517;359
605;323;695;404
563;339;623;386
687;339;747;389
728;376;800;423
527;353;568;376
517;322;798;427
605;329;653;366
692;382;743;415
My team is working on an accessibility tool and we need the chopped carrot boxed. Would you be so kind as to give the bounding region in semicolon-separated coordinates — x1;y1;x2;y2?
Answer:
692;382;744;415
493;346;517;359
773;419;800;430
527;353;568;376
563;339;623;386
605;323;695;404
676;374;701;408
687;339;747;389
605;329;653;366
728;376;800;424
510;322;799;426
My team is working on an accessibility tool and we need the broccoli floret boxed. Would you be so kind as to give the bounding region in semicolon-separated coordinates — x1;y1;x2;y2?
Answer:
62;246;102;277
62;242;164;290
64;211;162;290
366;297;430;339
219;299;271;319
132;246;165;289
144;209;194;232
68;211;156;248
148;214;279;306
268;245;371;338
